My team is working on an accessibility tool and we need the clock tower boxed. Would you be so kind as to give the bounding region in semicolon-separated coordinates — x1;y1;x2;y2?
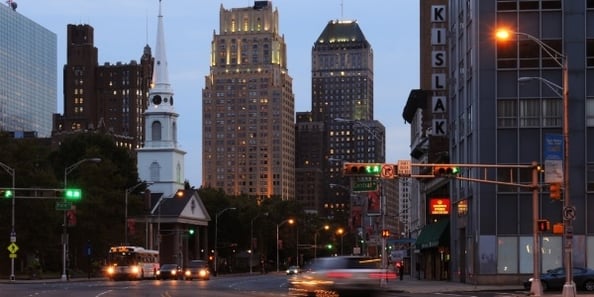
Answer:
137;0;186;196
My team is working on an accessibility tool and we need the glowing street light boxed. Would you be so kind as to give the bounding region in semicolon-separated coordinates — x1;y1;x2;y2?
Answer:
276;218;294;272
497;28;572;297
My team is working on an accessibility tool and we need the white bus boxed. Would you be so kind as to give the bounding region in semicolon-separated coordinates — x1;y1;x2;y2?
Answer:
105;246;159;280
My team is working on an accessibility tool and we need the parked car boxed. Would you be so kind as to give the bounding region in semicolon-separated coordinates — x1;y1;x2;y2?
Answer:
183;260;210;280
286;265;300;275
524;267;594;291
288;256;396;297
157;264;182;280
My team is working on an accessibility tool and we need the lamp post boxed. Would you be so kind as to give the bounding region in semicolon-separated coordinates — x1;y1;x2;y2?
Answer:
276;218;294;272
62;157;101;281
314;224;330;259
125;181;153;245
0;162;15;281
250;212;268;274
498;29;571;297
214;207;236;275
336;228;345;255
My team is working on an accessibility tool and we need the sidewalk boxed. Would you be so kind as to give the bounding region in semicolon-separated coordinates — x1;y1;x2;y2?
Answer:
384;275;525;294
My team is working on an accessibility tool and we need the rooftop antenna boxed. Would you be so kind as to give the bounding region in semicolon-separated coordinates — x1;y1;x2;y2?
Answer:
340;0;344;19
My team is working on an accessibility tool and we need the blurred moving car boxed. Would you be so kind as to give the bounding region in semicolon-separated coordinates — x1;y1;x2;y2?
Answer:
157;264;182;280
288;256;396;297
183;260;210;280
523;267;594;291
286;265;300;275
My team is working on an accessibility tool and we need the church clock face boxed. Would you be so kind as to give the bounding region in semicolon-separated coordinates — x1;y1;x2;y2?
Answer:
152;95;162;105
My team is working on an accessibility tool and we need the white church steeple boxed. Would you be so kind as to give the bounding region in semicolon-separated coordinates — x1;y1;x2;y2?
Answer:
137;0;186;197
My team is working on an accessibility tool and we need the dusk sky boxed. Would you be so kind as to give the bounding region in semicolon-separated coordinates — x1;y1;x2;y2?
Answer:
17;0;420;186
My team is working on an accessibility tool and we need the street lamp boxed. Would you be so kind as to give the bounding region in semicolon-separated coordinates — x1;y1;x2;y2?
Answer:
62;157;101;281
214;207;236;275
0;162;15;281
336;228;345;255
497;28;571;297
313;224;330;258
250;212;268;274
125;181;153;245
276;218;294;272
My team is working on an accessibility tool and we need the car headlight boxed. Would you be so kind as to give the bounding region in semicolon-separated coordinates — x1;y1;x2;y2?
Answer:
199;269;207;277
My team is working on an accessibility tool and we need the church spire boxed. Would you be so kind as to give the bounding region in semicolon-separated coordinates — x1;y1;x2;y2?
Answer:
149;0;174;110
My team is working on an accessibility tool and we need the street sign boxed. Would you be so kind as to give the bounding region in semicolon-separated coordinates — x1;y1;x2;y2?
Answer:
352;181;378;192
397;160;412;177
55;201;72;211
381;164;395;178
7;242;18;254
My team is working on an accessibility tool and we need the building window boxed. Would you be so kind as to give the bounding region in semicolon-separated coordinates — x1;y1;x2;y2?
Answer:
587;164;594;192
152;121;162;141
519;99;540;127
150;162;160;182
497;100;517;128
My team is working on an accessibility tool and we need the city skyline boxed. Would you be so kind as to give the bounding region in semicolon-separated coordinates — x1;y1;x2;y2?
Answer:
17;0;419;186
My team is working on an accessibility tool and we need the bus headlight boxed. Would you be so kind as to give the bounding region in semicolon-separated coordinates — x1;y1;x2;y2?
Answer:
106;266;115;275
131;266;140;274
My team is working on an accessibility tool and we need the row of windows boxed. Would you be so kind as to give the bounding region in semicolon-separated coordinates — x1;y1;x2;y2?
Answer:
496;0;562;11
497;99;561;128
497;39;594;68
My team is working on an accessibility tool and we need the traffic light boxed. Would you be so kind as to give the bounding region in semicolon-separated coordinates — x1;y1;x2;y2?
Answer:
1;189;13;198
188;228;195;236
537;219;550;232
433;165;460;177
549;183;561;200
64;188;82;200
326;244;333;250
381;229;390;238
343;163;382;176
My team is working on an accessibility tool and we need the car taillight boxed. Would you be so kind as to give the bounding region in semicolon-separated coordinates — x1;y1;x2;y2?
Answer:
326;271;353;279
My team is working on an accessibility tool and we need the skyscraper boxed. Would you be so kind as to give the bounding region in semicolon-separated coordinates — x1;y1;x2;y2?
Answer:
0;5;56;137
54;24;153;150
202;1;295;200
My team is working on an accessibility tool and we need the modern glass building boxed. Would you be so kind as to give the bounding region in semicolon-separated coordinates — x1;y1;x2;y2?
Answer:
0;5;56;137
446;0;592;285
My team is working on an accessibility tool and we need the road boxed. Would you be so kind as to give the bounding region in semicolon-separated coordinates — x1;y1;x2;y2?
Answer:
0;274;531;297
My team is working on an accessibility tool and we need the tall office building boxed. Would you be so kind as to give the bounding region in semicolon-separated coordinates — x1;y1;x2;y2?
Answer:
294;19;394;256
0;5;56;137
202;1;295;200
411;1;593;285
53;24;153;150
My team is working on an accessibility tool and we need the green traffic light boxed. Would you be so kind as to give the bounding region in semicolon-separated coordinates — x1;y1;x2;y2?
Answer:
2;190;13;198
188;229;195;235
326;244;333;249
65;188;82;200
365;164;381;174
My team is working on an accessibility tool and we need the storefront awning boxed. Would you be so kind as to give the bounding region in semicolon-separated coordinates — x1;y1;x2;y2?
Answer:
415;219;449;250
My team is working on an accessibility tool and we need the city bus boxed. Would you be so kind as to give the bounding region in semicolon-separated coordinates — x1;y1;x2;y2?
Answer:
105;245;159;280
